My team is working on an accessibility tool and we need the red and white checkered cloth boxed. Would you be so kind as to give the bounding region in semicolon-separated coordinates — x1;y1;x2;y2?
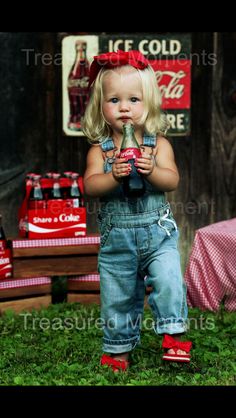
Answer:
0;277;51;290
68;274;100;282
184;218;236;312
12;235;100;249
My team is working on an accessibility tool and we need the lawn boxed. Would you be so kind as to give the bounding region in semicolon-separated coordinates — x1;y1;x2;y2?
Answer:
0;303;235;386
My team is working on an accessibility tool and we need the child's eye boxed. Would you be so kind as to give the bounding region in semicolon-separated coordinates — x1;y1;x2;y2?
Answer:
130;97;139;102
110;98;118;103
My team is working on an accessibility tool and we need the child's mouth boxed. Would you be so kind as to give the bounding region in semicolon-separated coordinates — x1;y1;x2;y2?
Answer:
120;117;131;122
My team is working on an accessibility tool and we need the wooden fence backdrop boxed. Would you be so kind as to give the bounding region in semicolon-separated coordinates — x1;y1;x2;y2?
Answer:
0;32;236;271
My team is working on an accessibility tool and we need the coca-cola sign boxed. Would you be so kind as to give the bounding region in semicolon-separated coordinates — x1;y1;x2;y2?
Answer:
62;33;191;136
100;34;191;136
154;66;190;108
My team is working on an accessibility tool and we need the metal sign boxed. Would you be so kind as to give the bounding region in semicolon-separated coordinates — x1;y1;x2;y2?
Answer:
62;33;191;137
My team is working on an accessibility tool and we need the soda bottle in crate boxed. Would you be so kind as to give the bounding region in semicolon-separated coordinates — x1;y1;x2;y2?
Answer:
0;215;13;279
19;171;87;238
70;172;81;207
52;173;62;199
18;172;36;237
28;174;45;210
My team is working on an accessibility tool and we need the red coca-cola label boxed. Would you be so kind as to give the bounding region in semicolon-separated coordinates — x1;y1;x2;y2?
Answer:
28;206;86;238
119;148;141;160
18;173;86;238
0;248;13;279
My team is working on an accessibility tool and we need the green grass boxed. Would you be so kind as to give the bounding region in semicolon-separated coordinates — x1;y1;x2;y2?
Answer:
0;303;235;386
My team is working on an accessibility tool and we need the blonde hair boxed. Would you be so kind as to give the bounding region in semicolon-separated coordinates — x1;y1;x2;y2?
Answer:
82;64;169;143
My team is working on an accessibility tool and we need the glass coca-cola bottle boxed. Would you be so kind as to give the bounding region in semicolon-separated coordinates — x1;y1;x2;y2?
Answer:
52;173;62;199
70;172;81;208
0;215;13;279
0;214;6;251
61;171;73;200
28;174;45;209
120;124;146;197
67;40;90;131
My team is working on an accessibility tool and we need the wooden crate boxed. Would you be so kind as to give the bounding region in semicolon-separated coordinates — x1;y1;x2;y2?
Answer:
0;277;52;314
67;275;153;306
12;235;100;278
67;274;100;304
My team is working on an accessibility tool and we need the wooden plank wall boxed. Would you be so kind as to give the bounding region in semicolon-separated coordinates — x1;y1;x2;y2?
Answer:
0;32;236;272
169;32;215;268
210;33;236;222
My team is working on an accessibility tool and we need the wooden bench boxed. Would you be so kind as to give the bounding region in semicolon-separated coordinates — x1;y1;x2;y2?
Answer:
67;274;100;304
0;235;100;313
0;277;52;314
1;235;152;312
12;235;100;278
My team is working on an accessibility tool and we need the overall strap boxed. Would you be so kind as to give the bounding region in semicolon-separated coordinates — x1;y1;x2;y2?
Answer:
143;134;156;148
100;137;116;152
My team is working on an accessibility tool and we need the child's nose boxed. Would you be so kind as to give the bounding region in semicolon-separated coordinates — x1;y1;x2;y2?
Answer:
119;101;130;111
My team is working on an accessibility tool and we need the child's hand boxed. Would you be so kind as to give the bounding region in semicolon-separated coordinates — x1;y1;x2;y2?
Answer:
135;152;156;176
112;158;131;181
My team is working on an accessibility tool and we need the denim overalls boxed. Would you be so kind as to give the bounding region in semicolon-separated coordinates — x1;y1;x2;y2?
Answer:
98;134;188;354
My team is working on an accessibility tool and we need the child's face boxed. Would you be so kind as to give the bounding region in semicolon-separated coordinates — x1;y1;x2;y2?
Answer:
102;66;144;135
